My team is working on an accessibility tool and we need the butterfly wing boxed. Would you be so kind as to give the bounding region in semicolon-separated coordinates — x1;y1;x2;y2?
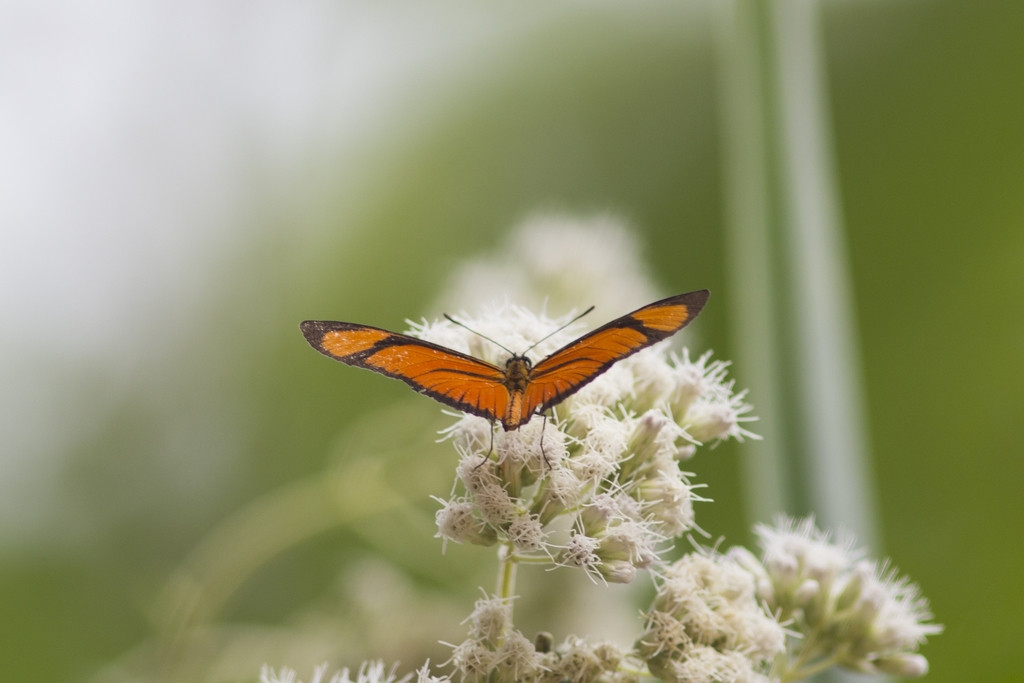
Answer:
300;321;510;422
522;290;710;416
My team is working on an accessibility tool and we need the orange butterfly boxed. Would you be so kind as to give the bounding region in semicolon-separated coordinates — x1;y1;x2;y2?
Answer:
301;290;709;431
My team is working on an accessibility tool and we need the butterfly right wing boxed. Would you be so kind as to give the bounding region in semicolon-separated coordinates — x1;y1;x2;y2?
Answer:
521;290;710;417
300;321;511;423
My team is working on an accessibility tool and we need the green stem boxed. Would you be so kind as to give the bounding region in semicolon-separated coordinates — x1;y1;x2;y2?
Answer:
778;630;845;683
508;553;552;564
619;665;652;678
497;543;518;622
783;653;842;682
494;543;521;648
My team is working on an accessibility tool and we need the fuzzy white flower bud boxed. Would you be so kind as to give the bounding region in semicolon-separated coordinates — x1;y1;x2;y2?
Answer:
619;410;668;480
675;444;696;461
571;363;635;408
668;349;709;421
534;466;583;514
835;559;872;610
581;413;630;464
449;639;496;683
494;630;542;682
570;450;618;483
506;514;546;553
628;349;676;412
613;492;642;520
599;559;638;585
442;415;493;457
651;646;771;683
639;551;785;682
414;660;453;683
668;351;758;445
434;497;497;550
747;517;941;680
579;493;619;536
684;401;739;443
467;594;512;644
597;521;659;569
553;636;623;683
636;470;695;536
457;457;517;526
261;661;412;683
794;578;820;607
874;653;929;677
562;533;601;571
635;610;691;659
727;546;775;604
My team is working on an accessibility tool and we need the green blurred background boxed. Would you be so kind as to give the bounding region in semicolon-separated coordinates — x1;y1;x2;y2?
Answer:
1;1;1021;682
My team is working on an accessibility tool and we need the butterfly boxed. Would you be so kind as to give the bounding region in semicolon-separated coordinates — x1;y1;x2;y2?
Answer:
300;289;709;432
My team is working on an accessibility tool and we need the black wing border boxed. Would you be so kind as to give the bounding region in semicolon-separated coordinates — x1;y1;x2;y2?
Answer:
300;320;508;421
530;289;709;413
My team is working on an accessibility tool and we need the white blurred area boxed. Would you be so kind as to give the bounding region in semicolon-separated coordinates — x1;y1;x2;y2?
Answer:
0;1;554;550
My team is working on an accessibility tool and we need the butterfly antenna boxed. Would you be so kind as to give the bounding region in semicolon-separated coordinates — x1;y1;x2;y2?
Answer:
443;314;515;355
523;305;596;355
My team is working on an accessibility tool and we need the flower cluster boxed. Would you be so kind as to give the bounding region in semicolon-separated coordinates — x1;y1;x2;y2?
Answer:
728;517;943;679
260;660;442;683
257;222;941;683
635;550;786;683
446;594;634;683
418;303;756;584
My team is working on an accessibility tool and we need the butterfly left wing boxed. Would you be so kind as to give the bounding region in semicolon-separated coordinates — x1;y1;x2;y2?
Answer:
522;290;710;417
300;321;511;423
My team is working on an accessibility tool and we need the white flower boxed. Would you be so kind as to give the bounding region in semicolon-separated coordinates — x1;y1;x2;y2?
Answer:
597;559;638;584
506;513;546;552
618;410;673;480
655;646;771;683
682;390;759;445
531;466;584;525
578;493;621;535
562;533;602;572
261;661;409;683
465;593;512;644
843;560;943;667
414;661;452;683
497;418;566;472
635;468;696;536
433;497;496;550
570;363;636;408
448;639;497;683
664;351;760;445
494;630;543;681
551;636;625;683
756;516;854;597
577;410;631;464
873;653;929;677
596;521;660;569
419;279;755;583
667;350;713;419
748;516;942;679
637;550;784;681
456;453;517;526
626;348;677;412
434;214;661;318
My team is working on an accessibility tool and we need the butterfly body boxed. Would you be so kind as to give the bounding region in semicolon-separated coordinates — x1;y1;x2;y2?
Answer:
499;355;534;430
301;290;709;431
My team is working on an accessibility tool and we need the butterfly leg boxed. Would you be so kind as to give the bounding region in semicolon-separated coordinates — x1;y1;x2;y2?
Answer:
538;414;551;470
472;421;496;472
